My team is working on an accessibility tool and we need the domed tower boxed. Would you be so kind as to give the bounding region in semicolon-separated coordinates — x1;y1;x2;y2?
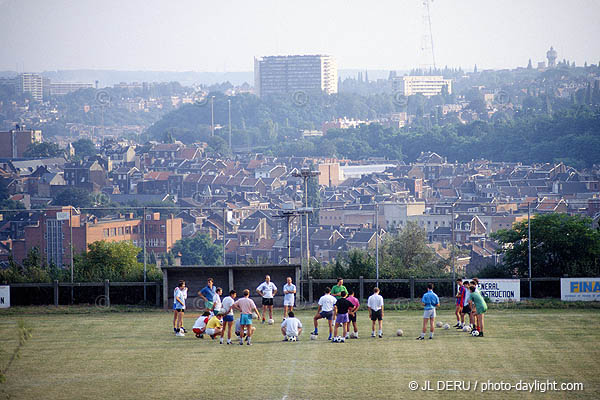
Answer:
546;46;557;68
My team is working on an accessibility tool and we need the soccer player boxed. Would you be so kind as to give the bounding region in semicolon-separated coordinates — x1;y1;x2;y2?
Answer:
282;277;296;320
192;311;211;338
460;281;473;329
235;317;256;342
233;289;261;345
331;278;347;299
212;287;223;316
221;290;237;344
205;312;224;341
417;283;440;340
332;291;354;342
454;278;466;327
256;275;277;324
346;290;360;338
312;287;337;340
281;311;303;341
174;280;187;336
198;278;216;311
367;287;384;338
468;285;488;337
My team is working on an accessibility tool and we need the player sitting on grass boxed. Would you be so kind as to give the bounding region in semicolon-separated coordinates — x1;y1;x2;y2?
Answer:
192;311;211;338
221;290;237;345
367;287;384;338
417;283;440;340
281;311;303;341
233;289;261;346
468;285;488;337
312;287;337;340
454;278;466;328
332;291;354;342
174;280;187;336
346;290;360;338
205;311;225;342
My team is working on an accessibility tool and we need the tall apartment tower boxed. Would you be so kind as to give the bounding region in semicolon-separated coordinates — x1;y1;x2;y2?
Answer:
19;73;44;101
254;55;338;97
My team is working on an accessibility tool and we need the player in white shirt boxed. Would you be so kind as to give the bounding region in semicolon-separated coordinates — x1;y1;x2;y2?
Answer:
312;287;337;340
173;280;187;336
221;290;237;344
256;275;278;324
211;287;223;316
282;277;297;320
281;311;303;341
192;311;211;338
367;287;384;338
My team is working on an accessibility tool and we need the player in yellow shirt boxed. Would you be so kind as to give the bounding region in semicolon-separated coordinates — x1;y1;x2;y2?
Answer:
205;312;224;340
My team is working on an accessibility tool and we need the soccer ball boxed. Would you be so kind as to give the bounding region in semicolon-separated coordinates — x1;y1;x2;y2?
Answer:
462;326;472;333
471;330;480;337
396;329;403;337
289;336;297;342
332;336;338;343
442;323;450;330
339;336;345;343
219;308;228;315
268;319;274;325
436;321;443;328
310;334;317;340
252;312;258;319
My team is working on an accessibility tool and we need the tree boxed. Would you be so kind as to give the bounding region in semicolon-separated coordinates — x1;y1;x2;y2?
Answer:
72;138;97;159
24;142;63;158
170;234;223;265
492;213;600;278
53;187;92;208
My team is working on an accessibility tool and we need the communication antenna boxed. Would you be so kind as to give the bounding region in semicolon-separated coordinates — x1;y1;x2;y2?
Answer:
420;0;437;71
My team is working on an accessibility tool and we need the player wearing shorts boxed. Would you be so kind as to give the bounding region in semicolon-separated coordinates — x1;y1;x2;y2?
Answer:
256;275;277;324
221;290;237;344
192;311;211;338
454;278;466;327
469;285;488;337
173;280;187;336
417;283;440;340
233;289;261;345
312;287;337;340
346;290;360;338
332;291;354;342
367;287;384;338
198;278;216;311
234;318;256;342
211;287;223;316
205;312;224;340
282;277;296;320
281;311;303;341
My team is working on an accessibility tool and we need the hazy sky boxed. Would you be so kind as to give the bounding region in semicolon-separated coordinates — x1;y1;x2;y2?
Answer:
1;0;599;72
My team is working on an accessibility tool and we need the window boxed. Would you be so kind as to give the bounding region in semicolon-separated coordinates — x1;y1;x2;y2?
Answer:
125;226;130;234
111;228;116;236
118;227;124;235
103;229;109;237
133;226;138;234
160;225;166;233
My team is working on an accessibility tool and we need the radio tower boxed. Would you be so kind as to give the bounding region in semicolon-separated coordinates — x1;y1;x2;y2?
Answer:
419;0;437;72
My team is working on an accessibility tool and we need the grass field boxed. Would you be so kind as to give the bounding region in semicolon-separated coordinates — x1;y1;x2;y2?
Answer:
1;307;600;399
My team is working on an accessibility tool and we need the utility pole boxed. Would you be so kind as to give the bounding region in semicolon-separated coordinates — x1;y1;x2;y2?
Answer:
210;96;215;137
292;168;320;278
228;98;232;150
451;202;456;297
375;203;379;287
143;206;147;303
528;202;532;298
70;206;74;304
222;207;226;265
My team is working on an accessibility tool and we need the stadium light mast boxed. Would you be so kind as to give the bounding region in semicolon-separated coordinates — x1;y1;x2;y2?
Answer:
210;96;215;137
143;206;147;303
374;203;379;287
292;167;320;278
228;98;232;150
528;202;532;298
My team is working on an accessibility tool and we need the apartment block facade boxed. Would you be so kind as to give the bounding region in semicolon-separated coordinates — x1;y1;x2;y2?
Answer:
392;75;452;97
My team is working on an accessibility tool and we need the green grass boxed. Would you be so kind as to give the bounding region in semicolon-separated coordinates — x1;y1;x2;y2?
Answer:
1;308;600;399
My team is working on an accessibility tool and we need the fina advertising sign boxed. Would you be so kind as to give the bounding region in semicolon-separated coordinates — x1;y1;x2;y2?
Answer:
474;279;520;302
0;286;9;308
561;278;600;301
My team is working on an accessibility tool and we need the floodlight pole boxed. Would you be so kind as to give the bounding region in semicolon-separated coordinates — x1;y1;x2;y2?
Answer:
228;98;232;149
143;206;147;303
70;206;74;304
451;202;456;297
292;168;320;279
375;202;379;287
210;96;215;137
223;206;226;265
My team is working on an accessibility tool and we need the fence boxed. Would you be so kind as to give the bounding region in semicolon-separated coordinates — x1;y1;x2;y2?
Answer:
2;277;562;307
7;281;162;307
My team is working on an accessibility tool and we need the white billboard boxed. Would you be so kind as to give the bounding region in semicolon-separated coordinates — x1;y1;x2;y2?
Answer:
0;286;9;308
56;211;70;221
465;279;520;302
561;278;600;301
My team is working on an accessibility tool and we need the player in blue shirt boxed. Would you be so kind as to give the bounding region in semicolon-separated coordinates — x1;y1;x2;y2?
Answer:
417;283;440;340
198;278;216;311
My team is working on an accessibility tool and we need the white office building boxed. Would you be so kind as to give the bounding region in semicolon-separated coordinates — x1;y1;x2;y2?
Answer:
392;75;452;97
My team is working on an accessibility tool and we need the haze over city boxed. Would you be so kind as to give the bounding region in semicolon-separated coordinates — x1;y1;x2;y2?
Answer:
1;0;600;72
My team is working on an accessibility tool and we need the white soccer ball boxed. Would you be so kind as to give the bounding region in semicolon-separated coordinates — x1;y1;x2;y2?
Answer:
252;312;258;319
310;334;317;340
339;337;345;343
289;336;297;342
268;319;274;325
219;308;228;315
331;336;338;343
436;321;443;328
396;329;403;337
471;330;479;337
443;323;450;330
462;325;472;333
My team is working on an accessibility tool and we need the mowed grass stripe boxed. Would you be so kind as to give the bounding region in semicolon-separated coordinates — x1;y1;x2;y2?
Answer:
1;309;599;399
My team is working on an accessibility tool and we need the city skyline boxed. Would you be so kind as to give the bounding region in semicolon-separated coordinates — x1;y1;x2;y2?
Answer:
1;0;599;73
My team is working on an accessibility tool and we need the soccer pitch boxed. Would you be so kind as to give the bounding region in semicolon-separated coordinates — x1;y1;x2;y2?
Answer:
1;308;599;399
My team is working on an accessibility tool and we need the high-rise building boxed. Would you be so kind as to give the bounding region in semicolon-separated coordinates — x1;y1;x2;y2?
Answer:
18;73;44;101
0;126;43;158
254;55;338;97
546;46;557;68
392;75;452;97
